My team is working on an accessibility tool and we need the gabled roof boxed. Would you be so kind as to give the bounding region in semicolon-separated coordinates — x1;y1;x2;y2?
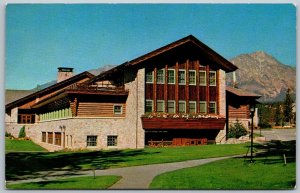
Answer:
5;71;95;109
91;35;238;82
226;86;261;98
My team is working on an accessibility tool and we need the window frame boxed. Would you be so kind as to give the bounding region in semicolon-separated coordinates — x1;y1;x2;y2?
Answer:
42;132;46;143
107;135;118;147
145;99;153;113
209;71;217;86
48;132;53;144
178;69;186;85
199;70;207;86
87;135;98;147
167;69;176;84
54;132;62;146
156;100;165;113
199;101;207;114
188;70;196;85
209;101;217;114
113;105;123;115
178;100;186;113
167;100;176;113
188;101;197;113
156;69;165;84
145;70;154;83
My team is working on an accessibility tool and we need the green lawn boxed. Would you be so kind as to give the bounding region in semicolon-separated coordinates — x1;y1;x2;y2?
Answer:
6;143;249;181
6;176;121;189
5;138;47;152
150;156;296;190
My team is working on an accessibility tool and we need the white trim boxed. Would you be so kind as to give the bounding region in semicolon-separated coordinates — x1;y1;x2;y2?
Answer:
167;100;176;113
188;70;196;85
145;99;154;113
188;101;197;113
199;70;206;86
107;135;118;147
209;71;217;86
156;100;165;112
167;69;175;84
145;70;154;83
156;68;165;84
178;100;186;113
199;101;207;114
209;101;217;114
113;104;123;115
178;69;186;85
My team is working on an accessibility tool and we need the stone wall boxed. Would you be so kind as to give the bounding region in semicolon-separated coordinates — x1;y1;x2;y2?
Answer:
215;69;226;143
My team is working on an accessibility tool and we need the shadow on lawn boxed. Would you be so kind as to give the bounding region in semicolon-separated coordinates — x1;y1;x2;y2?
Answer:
244;140;296;164
6;149;159;181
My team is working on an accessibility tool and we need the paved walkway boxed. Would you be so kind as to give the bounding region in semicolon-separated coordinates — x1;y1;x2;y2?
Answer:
254;128;296;141
6;156;236;189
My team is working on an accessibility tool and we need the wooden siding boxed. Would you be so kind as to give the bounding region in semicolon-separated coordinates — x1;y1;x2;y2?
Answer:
77;102;126;117
228;104;250;119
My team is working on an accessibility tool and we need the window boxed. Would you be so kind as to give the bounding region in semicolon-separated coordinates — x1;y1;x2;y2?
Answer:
167;69;175;84
114;105;123;114
55;132;62;146
178;70;186;85
209;102;217;114
168;100;175;113
42;132;46;142
48;132;53;144
87;135;97;147
189;101;196;113
188;70;196;85
157;69;165;84
178;101;186;113
199;71;206;86
200;101;207;114
146;71;153;83
107;135;118;146
18;114;35;124
209;71;216;86
145;100;153;113
157;100;165;113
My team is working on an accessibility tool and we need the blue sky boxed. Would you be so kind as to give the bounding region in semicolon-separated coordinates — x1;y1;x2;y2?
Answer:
6;4;296;90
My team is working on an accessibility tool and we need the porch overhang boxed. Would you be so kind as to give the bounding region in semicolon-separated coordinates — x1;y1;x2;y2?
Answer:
141;117;226;130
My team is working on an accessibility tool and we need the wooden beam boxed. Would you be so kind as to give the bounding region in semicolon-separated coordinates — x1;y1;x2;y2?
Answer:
175;62;179;113
153;67;157;112
206;65;210;113
186;59;189;112
217;70;219;114
164;64;168;112
196;60;200;113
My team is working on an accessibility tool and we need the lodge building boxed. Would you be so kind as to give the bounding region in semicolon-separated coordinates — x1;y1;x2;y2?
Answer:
5;35;259;151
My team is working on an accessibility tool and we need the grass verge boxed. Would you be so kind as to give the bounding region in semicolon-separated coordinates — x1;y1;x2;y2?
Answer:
5;138;47;152
6;176;121;189
150;156;296;190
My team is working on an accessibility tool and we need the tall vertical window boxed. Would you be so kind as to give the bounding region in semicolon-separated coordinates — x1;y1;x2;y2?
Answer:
199;71;206;86
188;70;196;85
48;132;53;144
87;135;97;147
54;132;62;146
209;71;216;86
209;102;217;114
189;101;196;113
145;100;153;113
113;105;123;115
157;100;165;113
178;101;186;113
199;101;207;114
107;135;118;146
157;69;165;84
42;132;46;142
146;71;153;83
167;69;175;84
167;100;175;113
178;70;186;85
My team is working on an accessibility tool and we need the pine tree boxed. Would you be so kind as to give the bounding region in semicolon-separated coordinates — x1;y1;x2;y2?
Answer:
283;88;294;124
274;103;283;126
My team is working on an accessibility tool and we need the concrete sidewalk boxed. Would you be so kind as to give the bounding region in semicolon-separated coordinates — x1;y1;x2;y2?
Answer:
6;156;235;189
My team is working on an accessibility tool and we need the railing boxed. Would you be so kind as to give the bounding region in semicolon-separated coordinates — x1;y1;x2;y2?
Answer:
67;83;128;94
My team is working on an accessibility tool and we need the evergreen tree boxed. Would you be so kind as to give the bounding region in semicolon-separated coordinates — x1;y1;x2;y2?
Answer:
283;88;294;124
274;103;283;126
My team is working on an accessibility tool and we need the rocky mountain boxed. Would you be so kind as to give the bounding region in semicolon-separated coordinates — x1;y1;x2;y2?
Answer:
227;51;296;102
88;64;116;76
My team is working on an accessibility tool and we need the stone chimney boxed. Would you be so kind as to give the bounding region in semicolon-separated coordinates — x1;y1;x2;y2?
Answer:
57;67;74;83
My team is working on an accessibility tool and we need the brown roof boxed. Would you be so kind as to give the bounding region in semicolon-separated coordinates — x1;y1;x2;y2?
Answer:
226;86;261;98
5;71;95;109
90;35;238;83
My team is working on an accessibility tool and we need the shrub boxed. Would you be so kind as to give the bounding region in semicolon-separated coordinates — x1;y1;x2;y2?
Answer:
228;120;247;139
18;126;26;138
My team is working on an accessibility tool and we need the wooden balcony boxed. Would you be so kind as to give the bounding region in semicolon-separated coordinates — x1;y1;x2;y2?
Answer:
66;83;129;96
141;116;226;130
